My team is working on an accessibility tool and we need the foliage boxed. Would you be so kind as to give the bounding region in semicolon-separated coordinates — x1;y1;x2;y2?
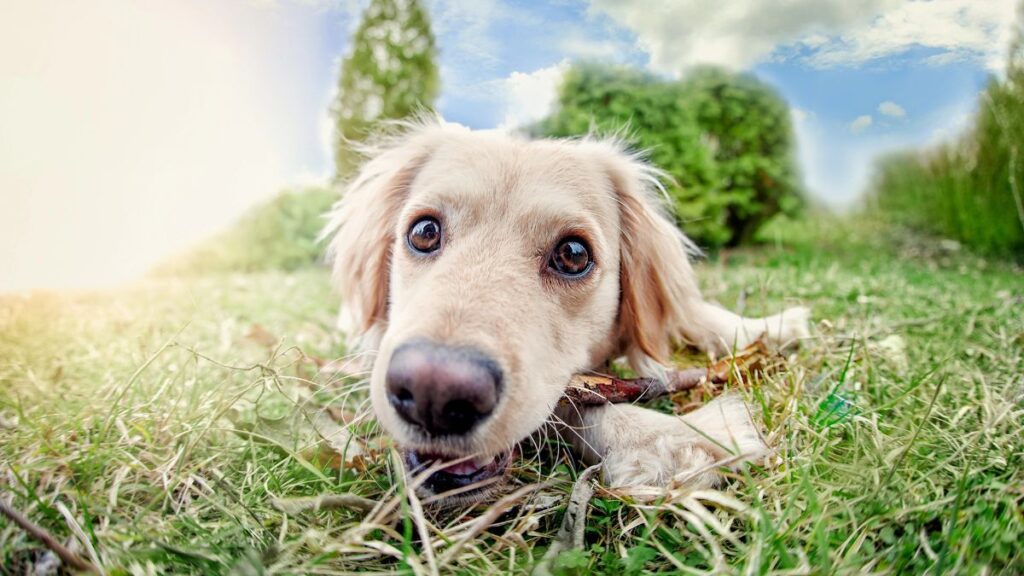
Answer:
331;0;439;179
537;64;803;248
155;187;337;275
867;6;1024;259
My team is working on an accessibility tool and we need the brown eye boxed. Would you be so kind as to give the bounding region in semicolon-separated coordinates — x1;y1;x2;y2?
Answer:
548;237;592;278
407;217;442;254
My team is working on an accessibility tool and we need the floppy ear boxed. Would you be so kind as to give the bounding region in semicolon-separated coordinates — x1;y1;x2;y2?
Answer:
324;124;440;350
591;141;810;375
595;144;708;376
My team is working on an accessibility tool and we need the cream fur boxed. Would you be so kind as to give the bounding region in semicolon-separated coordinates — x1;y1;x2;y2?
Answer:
326;119;808;493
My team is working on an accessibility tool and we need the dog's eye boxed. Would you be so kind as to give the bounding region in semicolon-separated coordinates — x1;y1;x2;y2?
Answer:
407;217;442;254
548;237;592;278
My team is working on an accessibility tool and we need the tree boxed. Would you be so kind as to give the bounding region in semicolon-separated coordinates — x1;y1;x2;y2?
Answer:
331;0;439;179
537;64;802;248
683;67;803;246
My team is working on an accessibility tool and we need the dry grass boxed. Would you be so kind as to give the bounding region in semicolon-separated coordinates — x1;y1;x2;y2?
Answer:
2;221;1022;574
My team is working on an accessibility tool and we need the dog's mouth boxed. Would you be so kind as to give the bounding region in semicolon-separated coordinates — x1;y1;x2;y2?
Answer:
404;449;512;498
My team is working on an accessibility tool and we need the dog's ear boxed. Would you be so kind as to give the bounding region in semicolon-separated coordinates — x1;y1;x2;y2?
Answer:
588;142;706;376
325;123;440;347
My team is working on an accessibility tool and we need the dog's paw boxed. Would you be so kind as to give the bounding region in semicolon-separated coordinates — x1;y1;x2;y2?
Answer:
761;305;810;349
600;395;769;489
603;435;720;488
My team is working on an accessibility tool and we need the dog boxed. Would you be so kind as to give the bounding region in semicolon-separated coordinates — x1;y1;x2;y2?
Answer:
326;119;809;502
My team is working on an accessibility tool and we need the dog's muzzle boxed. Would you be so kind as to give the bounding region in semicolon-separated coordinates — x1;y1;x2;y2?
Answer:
385;340;511;497
385;340;503;436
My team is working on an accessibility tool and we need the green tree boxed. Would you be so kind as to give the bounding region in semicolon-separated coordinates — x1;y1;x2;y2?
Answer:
331;0;439;179
537;64;802;248
683;68;803;246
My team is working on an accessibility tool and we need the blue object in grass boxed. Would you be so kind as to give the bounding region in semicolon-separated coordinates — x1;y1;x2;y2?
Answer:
815;391;857;428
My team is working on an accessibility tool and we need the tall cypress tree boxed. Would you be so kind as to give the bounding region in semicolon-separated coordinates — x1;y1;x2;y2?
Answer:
331;0;439;179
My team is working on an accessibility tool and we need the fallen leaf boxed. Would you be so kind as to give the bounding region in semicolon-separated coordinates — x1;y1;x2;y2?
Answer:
244;324;278;347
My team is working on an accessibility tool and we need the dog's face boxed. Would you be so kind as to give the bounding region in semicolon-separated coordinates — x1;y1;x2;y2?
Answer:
329;123;698;499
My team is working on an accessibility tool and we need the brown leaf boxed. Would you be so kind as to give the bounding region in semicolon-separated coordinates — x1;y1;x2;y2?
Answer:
244;324;278;347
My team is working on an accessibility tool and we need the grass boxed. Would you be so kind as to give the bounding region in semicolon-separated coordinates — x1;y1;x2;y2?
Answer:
1;219;1022;574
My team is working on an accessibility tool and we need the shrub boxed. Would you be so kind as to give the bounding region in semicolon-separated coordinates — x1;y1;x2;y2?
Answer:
536;64;803;248
155;187;337;275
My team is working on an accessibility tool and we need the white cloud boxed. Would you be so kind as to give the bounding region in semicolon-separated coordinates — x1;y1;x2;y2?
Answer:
587;0;1018;73
850;115;874;134
496;61;569;131
927;101;976;145
559;29;634;61
808;0;1019;72
791;107;815;124
588;0;897;73
878;101;906;118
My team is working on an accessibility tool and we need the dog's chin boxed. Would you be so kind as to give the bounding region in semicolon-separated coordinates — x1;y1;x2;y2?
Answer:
403;448;513;504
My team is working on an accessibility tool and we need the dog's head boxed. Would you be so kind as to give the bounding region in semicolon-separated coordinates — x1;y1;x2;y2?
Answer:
327;121;700;500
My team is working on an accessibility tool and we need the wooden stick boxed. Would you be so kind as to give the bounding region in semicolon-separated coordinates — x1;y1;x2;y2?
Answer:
271;493;377;514
0;496;98;573
532;464;601;576
561;339;776;407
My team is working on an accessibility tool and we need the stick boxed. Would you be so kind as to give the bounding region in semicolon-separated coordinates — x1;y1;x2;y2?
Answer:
0;496;98;573
561;339;775;407
532;464;602;576
271;493;377;514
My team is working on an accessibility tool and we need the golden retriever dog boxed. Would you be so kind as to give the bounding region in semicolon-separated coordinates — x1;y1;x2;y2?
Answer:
326;119;809;502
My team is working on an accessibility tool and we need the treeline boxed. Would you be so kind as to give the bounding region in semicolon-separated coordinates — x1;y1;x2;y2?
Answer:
867;9;1024;258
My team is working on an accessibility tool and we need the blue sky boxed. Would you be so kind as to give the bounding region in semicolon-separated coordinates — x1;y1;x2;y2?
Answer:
317;0;1012;204
0;0;1017;290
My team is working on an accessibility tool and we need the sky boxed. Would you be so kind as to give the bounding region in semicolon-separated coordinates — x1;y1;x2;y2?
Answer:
0;0;1018;292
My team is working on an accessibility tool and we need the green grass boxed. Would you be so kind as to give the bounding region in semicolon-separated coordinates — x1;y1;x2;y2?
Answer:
2;221;1022;574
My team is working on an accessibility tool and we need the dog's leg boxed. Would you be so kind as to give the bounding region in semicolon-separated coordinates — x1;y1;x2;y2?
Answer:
555;394;768;488
682;301;810;356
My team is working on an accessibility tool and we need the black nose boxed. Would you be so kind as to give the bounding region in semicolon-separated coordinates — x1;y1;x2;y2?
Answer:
385;341;502;436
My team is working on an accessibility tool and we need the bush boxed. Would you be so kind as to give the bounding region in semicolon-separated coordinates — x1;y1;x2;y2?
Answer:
536;64;803;248
867;11;1024;259
155;187;337;275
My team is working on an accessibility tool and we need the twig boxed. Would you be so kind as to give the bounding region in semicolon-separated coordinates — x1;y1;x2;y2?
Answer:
532;464;602;576
271;494;377;514
561;368;707;405
0;496;98;573
561;340;776;406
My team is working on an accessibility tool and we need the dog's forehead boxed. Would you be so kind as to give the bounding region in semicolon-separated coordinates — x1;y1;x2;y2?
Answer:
411;133;615;222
